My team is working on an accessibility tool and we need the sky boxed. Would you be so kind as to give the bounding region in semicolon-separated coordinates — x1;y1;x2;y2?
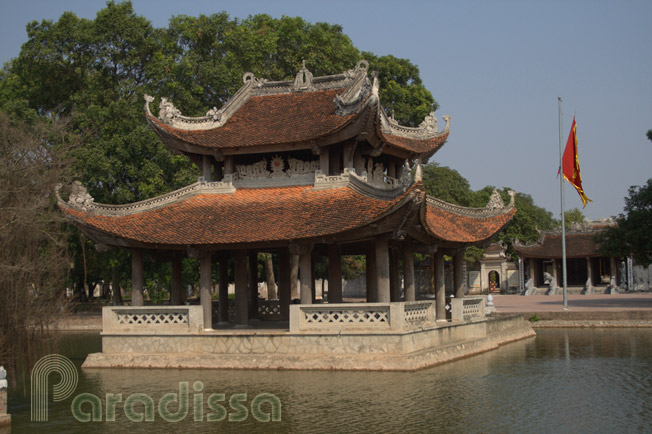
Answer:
1;0;650;220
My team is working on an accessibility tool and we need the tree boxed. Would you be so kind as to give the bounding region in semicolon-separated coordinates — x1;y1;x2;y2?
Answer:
647;129;652;142
599;179;652;266
421;162;475;206
0;111;72;368
563;208;585;228
0;2;443;294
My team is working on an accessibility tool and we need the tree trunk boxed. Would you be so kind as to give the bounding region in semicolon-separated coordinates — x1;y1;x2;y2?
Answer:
264;254;278;300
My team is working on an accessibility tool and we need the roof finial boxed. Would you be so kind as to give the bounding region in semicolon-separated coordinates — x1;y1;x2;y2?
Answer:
414;159;423;182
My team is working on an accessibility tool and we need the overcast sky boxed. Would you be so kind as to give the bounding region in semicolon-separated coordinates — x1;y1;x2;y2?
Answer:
2;0;651;220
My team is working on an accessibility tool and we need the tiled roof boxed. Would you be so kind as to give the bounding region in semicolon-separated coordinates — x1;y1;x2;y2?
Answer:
424;203;516;243
514;232;603;258
381;129;449;155
61;185;412;246
148;88;355;150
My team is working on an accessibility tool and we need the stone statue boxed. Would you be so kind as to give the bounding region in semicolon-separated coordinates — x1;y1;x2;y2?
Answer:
604;275;619;294
544;272;559;295
581;276;595;295
522;277;536;296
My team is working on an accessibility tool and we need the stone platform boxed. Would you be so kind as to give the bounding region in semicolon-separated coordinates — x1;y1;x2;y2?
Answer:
82;301;535;371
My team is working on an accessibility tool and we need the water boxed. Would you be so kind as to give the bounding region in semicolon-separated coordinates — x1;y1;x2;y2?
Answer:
5;329;652;433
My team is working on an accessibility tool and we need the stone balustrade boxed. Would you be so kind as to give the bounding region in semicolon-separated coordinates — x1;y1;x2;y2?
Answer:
102;305;204;334
450;296;486;323
289;301;435;333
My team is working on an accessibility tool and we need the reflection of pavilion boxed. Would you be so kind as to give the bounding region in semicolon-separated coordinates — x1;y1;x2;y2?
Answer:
59;61;533;369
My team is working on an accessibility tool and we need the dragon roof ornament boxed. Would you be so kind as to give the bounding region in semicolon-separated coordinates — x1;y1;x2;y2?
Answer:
426;189;515;218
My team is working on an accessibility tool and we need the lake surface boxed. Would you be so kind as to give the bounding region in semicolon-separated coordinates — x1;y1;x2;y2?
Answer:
5;328;652;433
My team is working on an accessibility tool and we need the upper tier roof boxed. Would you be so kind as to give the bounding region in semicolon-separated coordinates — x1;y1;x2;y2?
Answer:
57;172;515;250
145;60;449;159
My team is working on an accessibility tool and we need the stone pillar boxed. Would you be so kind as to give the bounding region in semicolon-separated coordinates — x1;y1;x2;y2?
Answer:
610;256;618;284
131;250;144;306
343;143;354;170
234;250;248;327
290;254;300;300
299;248;313;304
434;250;446;321
0;366;9;426
375;238;390;303
319;147;329;175
586;257;593;287
529;258;536;286
311;253;317;302
403;243;415;302
224;155;234;175
200;251;212;329
279;248;291;320
248;253;258;319
328;244;343;303
218;255;229;324
389;247;400;302
170;254;183;305
366;244;378;302
213;160;224;181
202;154;211;180
387;161;396;178
552;258;559;286
453;249;466;299
353;152;365;175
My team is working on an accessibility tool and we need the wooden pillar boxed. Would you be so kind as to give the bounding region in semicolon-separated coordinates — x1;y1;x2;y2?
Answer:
200;251;212;329
234;250;248;327
366;243;378;302
218;255;229;324
279;248;291;320
202;154;211;180
403;243;415;302
319;147;329;175
248;253;258;319
453;249;466;299
170;254;183;305
224;156;234;175
376;238;390;303
298;246;313;304
434;250;446;321
131;250;144;306
389;247;400;302
328;244;343;303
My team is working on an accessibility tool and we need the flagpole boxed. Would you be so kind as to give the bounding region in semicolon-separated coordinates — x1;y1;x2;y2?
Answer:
558;97;568;310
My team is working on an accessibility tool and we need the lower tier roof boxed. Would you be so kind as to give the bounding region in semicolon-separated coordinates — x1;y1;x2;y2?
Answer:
58;180;515;249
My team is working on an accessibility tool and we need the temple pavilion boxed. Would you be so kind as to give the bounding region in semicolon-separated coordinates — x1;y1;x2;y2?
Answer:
58;60;516;329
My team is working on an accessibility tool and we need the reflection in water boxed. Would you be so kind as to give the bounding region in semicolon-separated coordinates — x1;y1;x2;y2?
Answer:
6;329;652;433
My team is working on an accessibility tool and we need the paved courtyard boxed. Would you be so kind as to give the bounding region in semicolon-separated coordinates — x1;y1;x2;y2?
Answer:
492;293;652;313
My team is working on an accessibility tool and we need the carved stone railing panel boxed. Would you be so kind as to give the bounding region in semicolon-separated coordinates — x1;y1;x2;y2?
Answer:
289;301;436;333
450;297;486;323
258;300;282;321
103;306;204;333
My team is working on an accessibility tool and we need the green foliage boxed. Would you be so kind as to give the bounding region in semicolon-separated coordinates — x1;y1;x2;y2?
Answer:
598;179;652;266
647;129;652;142
0;2;438;293
421;162;557;262
528;313;540;322
563;208;585;228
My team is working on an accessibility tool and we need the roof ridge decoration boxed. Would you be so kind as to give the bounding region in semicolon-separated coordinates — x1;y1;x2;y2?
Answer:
426;189;515;217
381;109;450;140
145;60;372;132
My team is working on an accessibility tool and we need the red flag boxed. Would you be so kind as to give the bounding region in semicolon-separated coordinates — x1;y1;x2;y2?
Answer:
561;116;591;207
